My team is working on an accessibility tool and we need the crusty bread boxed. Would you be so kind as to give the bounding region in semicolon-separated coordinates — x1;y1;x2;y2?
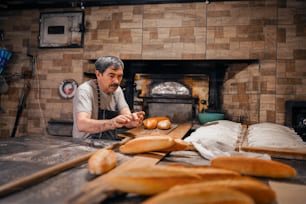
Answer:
106;175;200;195
119;135;175;154
143;116;170;129
169;176;276;204
158;139;190;152
87;149;117;175
157;119;171;130
105;164;240;195
211;156;297;178
143;118;158;129
158;164;240;178
142;186;255;204
120;164;240;178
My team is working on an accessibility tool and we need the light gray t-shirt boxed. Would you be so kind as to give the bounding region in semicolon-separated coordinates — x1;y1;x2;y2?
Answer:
72;79;129;139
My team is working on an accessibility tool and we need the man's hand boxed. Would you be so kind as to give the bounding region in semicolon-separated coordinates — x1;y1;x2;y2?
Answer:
111;111;145;129
130;111;145;126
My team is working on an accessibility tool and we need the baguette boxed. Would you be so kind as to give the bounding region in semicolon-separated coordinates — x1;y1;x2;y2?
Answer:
143;116;170;129
142;186;255;204
157;119;171;130
119;135;175;154
158;139;190;152
121;164;240;178
169;176;276;204
211;156;297;178
87;149;117;175
105;164;240;195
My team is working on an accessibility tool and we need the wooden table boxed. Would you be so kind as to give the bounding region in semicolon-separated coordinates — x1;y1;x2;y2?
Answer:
1;123;306;204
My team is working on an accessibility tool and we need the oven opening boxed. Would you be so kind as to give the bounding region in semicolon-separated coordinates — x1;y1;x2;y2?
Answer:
134;74;208;123
286;100;306;141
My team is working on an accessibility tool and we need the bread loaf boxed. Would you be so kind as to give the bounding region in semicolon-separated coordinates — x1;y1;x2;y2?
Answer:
143;118;158;129
211;156;297;178
157;119;171;130
169;176;276;204
142;186;255;204
143;116;170;129
119;164;240;178
105;164;240;195
87;149;117;175
158;139;189;152
119;135;175;154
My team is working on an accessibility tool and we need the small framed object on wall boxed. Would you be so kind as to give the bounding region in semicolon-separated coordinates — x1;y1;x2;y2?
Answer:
39;11;85;48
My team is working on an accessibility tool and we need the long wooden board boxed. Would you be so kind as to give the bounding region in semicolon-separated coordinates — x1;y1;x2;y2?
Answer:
239;126;306;160
239;146;306;160
66;122;192;204
118;123;178;138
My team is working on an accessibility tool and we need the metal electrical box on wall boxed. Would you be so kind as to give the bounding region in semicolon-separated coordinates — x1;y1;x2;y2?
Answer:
39;11;84;48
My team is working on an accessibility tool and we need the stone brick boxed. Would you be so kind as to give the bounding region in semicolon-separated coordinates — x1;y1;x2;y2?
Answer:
266;110;276;122
261;94;276;104
278;28;286;43
293;49;306;59
276;96;286;113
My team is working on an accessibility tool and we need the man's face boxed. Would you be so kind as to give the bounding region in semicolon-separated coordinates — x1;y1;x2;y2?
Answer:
96;66;123;94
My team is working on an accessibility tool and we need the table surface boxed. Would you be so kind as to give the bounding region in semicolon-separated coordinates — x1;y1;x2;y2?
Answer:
0;134;305;204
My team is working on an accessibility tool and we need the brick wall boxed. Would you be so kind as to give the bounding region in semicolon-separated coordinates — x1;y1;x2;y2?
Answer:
0;0;305;137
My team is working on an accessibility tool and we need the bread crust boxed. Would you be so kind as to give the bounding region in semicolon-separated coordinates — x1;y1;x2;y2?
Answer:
87;149;117;175
158;139;189;152
105;165;240;195
157;119;171;130
120;165;240;178
169;176;276;204
211;156;297;178
142;186;255;204
119;135;175;154
143;116;170;129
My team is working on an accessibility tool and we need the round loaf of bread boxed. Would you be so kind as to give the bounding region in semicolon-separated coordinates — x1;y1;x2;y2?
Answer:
88;149;117;175
143;118;158;129
143;116;170;129
157;119;171;130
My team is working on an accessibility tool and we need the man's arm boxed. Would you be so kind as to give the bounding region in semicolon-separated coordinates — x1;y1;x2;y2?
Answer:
76;112;116;133
76;109;145;133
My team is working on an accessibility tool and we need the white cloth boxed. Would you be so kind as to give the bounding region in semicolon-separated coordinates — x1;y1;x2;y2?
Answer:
247;122;306;149
185;120;270;160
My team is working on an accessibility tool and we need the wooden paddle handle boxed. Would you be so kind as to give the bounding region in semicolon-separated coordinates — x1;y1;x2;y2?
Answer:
0;137;132;198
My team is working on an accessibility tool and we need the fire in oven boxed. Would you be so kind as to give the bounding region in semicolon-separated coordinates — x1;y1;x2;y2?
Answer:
134;74;207;123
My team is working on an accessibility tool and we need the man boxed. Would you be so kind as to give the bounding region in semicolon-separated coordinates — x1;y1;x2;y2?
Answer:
73;56;145;139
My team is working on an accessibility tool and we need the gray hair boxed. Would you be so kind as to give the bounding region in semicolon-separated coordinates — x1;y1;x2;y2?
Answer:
95;56;124;73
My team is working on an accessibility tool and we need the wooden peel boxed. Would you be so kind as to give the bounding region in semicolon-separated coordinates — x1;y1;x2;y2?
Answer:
67;123;192;204
118;123;178;138
0;136;132;198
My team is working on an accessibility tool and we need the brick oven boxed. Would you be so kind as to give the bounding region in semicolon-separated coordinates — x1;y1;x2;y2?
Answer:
121;59;257;123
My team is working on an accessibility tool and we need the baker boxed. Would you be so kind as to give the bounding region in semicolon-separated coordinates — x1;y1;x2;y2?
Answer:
72;56;145;140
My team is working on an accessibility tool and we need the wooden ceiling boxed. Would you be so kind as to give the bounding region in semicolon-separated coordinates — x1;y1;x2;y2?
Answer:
0;0;240;10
